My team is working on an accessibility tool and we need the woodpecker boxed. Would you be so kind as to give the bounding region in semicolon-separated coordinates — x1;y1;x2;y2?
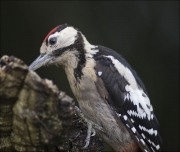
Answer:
29;24;162;152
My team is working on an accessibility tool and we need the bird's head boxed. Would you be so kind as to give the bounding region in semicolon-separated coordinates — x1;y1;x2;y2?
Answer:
29;24;95;71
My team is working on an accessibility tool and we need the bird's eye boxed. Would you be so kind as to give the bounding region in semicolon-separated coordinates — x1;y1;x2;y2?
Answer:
49;37;57;45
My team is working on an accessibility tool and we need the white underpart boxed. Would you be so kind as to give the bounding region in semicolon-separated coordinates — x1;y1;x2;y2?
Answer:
105;55;152;118
139;125;157;136
49;27;77;49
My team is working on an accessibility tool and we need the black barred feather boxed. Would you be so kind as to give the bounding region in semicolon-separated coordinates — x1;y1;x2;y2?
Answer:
117;109;152;152
122;99;162;152
94;46;162;152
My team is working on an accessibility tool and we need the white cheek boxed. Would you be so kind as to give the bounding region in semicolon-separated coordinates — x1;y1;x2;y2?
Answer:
49;27;78;49
58;33;76;48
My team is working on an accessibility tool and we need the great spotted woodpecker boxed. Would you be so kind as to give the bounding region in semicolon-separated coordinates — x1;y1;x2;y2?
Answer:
29;24;162;152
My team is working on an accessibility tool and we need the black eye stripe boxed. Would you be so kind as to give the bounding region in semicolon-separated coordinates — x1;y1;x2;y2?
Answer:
49;37;57;45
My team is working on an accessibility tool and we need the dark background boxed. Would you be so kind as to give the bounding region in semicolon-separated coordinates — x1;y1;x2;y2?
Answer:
1;1;179;151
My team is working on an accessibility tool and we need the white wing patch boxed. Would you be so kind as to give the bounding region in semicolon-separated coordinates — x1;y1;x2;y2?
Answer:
131;118;135;123
127;110;147;119
131;127;136;133
140;139;146;145
126;124;130;128
148;139;160;150
105;55;153;120
115;113;153;152
105;55;137;89
104;55;161;151
124;93;130;100
141;133;146;139
123;115;128;120
98;71;102;76
125;85;152;118
116;112;121;117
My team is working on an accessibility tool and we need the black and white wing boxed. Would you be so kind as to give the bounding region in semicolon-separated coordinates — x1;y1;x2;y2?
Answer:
94;46;162;152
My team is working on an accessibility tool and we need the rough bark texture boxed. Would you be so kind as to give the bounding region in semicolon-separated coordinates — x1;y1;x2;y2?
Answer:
0;55;103;152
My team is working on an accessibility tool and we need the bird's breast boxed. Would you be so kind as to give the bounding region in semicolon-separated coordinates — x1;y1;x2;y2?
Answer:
64;58;138;151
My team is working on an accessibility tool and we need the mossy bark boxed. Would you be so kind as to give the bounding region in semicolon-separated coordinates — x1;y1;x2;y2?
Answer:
0;55;103;152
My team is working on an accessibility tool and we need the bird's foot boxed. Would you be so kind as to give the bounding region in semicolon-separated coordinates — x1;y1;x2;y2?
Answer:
74;106;104;149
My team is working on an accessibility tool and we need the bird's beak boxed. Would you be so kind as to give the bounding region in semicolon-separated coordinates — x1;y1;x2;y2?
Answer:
29;53;53;71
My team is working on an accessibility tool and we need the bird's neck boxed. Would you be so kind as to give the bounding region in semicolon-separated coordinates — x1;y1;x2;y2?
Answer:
64;34;97;79
63;36;98;98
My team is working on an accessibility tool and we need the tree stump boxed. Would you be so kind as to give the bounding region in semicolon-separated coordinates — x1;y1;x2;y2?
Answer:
0;55;103;152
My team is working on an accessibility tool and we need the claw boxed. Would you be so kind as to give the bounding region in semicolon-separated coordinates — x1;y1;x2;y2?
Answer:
74;106;104;132
82;121;92;149
82;140;90;149
74;106;104;149
91;128;96;136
